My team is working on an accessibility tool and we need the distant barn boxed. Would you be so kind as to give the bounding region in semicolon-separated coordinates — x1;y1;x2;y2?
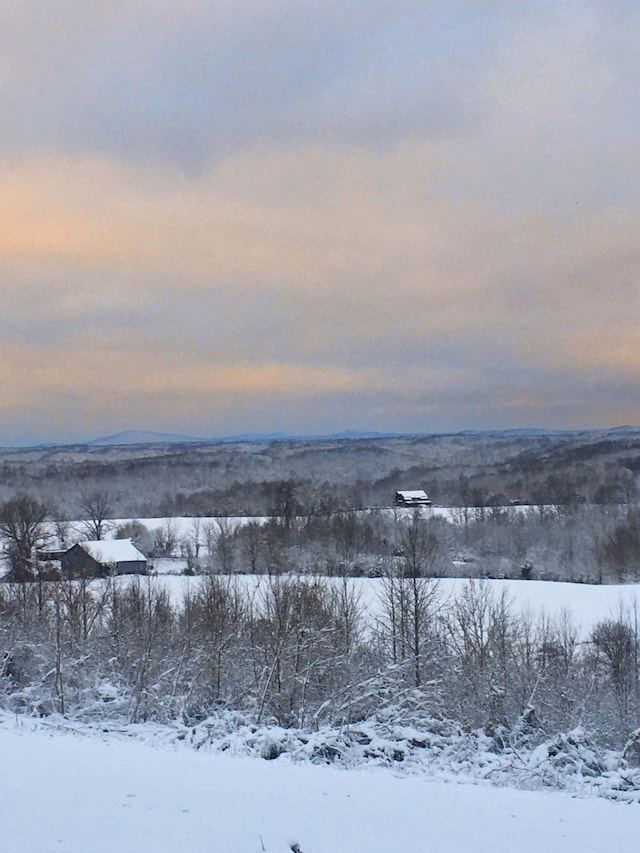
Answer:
394;489;432;508
60;538;147;578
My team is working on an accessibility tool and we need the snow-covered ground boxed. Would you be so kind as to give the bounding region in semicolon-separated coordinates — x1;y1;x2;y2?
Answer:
141;573;640;639
81;515;268;540
98;505;542;540
2;716;639;853
58;508;639;636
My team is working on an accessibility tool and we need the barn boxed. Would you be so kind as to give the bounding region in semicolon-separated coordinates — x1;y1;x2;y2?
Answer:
60;538;147;578
394;489;432;508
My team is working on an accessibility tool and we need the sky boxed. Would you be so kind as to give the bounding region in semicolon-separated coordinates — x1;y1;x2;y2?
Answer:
1;1;639;444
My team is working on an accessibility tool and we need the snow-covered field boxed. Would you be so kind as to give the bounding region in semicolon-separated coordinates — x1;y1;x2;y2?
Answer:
105;505;540;539
3;715;640;853
36;507;640;637
142;573;640;639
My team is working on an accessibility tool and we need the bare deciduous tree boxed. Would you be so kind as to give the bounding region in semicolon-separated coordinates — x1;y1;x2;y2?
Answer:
78;490;114;541
0;493;50;582
152;518;178;557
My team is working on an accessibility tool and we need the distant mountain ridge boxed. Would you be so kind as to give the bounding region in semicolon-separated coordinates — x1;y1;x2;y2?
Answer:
8;425;639;451
89;430;206;446
88;428;400;446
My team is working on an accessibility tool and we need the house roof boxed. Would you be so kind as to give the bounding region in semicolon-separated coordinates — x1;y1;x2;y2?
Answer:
396;490;429;499
78;538;147;564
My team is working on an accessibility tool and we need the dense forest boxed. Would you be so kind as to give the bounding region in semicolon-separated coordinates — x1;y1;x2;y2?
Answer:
0;427;639;518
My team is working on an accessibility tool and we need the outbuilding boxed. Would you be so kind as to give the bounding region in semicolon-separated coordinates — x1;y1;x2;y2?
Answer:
394;489;432;508
60;538;147;578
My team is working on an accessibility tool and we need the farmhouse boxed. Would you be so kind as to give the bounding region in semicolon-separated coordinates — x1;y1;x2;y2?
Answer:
394;489;432;508
60;538;147;578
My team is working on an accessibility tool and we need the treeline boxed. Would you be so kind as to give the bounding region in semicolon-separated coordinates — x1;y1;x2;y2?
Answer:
3;490;640;585
140;504;640;585
2;572;640;751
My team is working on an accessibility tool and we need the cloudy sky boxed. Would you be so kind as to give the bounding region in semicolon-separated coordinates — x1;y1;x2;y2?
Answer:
1;1;639;444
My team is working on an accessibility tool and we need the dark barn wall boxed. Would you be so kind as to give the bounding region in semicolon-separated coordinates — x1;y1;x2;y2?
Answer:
60;545;103;579
115;559;147;576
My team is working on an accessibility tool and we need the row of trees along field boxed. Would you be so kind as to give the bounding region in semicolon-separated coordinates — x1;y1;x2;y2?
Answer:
2;563;640;751
2;490;640;584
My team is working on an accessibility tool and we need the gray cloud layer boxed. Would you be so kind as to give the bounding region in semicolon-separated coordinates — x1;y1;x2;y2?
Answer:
0;1;639;442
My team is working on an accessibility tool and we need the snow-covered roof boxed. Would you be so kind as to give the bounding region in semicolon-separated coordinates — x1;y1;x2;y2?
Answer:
396;490;429;499
78;538;147;564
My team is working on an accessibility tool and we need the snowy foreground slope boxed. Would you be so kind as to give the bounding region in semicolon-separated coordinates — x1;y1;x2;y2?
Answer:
3;720;640;853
